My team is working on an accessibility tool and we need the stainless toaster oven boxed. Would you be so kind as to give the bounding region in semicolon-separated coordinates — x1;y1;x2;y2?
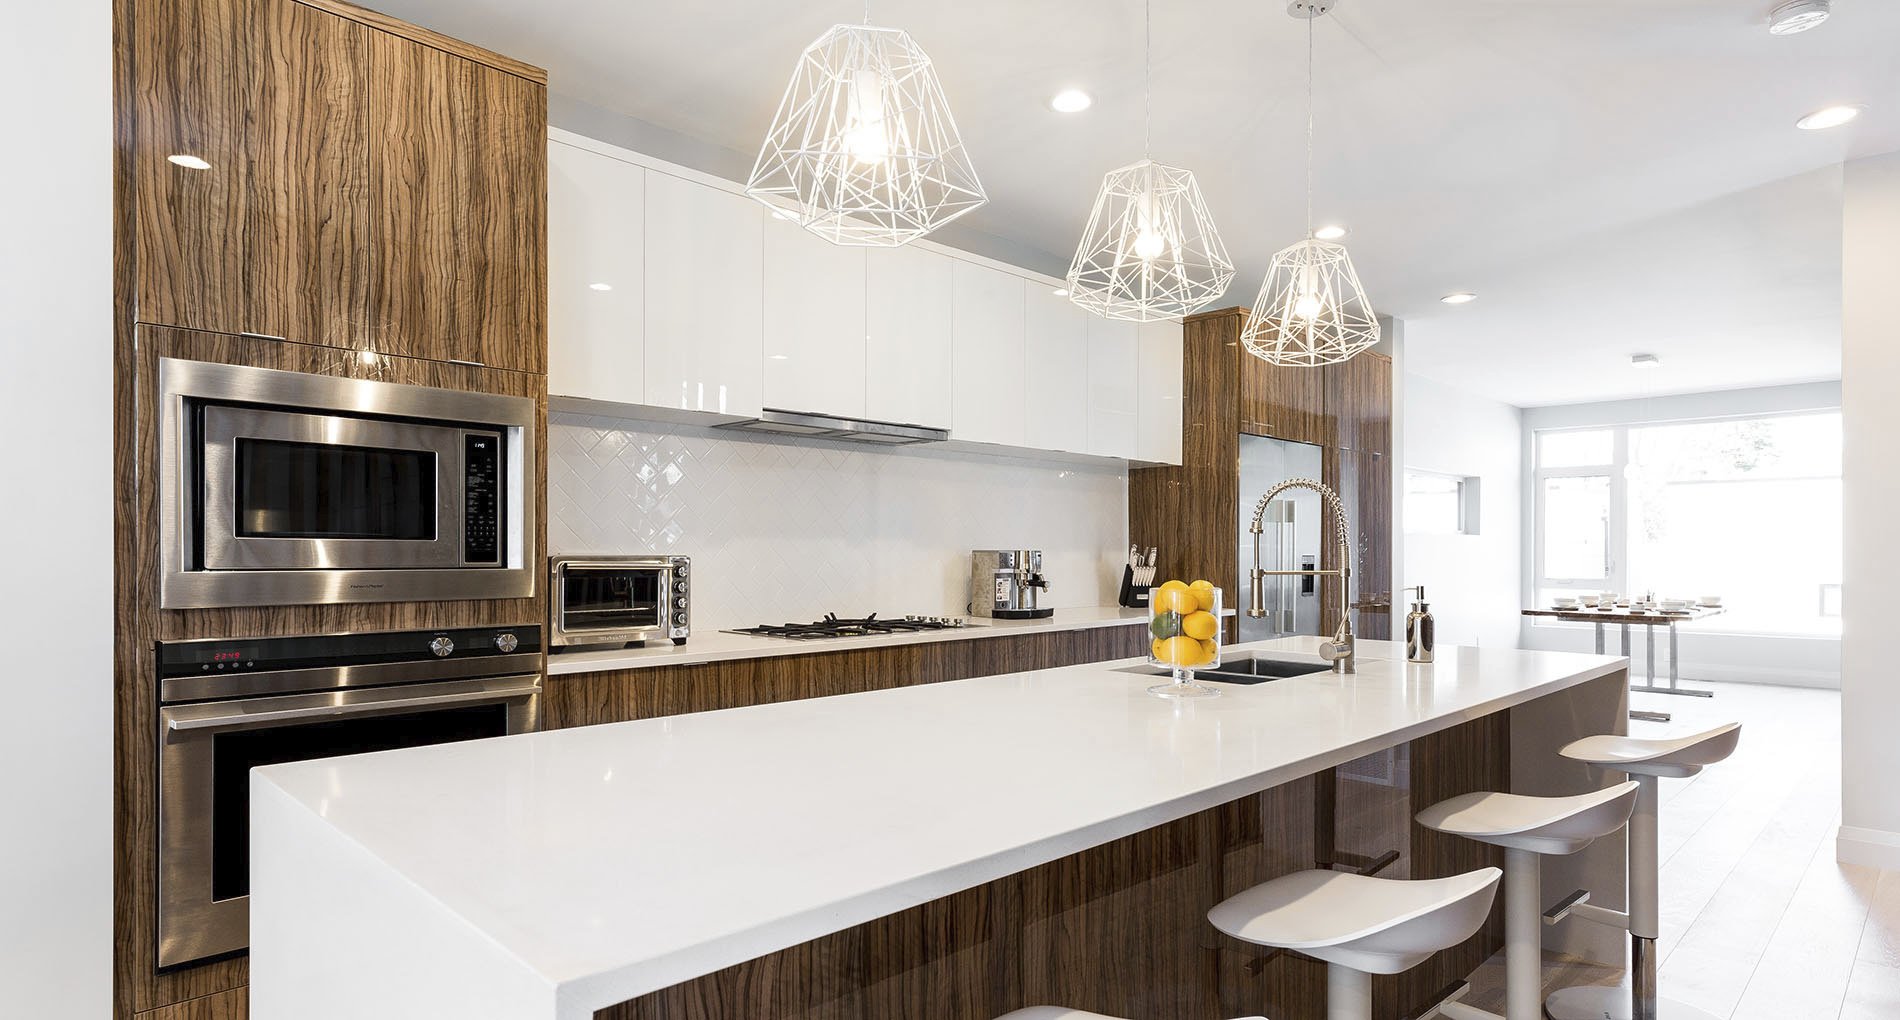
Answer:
550;556;691;648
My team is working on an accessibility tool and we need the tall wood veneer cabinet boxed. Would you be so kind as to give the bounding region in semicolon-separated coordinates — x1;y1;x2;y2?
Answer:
130;0;546;373
1129;306;1393;639
113;1;549;1016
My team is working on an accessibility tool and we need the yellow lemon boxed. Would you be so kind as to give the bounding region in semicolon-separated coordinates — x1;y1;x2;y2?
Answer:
1181;611;1218;641
1157;636;1202;666
1152;637;1169;660
1157;579;1189;594
1154;587;1197;615
1188;579;1216;611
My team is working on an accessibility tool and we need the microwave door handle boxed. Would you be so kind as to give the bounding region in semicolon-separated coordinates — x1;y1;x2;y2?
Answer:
166;677;541;735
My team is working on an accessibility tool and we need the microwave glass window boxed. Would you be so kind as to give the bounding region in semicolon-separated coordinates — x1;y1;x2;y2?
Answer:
235;438;436;540
562;570;663;632
208;703;507;901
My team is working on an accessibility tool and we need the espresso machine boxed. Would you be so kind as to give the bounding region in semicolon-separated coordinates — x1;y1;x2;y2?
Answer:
970;550;1053;619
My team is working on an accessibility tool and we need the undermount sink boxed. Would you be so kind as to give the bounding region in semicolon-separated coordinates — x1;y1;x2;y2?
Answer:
1129;655;1337;686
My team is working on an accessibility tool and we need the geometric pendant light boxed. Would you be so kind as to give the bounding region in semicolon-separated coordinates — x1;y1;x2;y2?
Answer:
1241;0;1378;366
746;14;987;247
1065;0;1233;321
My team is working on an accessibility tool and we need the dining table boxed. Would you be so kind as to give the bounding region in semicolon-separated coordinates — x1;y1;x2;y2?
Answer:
1520;603;1726;721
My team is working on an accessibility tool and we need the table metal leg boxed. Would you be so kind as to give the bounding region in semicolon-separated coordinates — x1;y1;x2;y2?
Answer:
1620;624;1630;657
1595;621;1605;655
1629;620;1713;701
1668;622;1680;691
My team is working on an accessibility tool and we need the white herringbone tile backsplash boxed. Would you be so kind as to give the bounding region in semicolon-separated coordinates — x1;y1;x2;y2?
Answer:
549;412;1130;629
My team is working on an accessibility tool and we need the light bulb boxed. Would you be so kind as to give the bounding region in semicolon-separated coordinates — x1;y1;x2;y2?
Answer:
1293;293;1322;320
843;68;890;165
1134;232;1165;260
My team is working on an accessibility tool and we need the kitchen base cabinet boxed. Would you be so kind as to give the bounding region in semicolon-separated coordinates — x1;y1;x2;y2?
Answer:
133;988;248;1020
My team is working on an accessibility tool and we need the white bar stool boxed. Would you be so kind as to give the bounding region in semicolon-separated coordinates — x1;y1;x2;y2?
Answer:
1206;867;1502;1020
1543;722;1742;1020
1414;782;1641;1020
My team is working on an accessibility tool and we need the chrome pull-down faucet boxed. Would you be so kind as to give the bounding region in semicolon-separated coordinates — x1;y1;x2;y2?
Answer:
1247;478;1355;674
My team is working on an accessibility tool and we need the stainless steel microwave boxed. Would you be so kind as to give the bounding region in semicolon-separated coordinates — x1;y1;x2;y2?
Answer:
550;555;691;648
158;358;537;608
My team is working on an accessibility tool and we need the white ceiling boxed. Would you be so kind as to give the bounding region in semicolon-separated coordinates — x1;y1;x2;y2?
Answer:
368;0;1898;406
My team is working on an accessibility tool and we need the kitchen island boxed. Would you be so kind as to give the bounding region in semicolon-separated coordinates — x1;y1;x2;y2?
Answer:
249;638;1629;1020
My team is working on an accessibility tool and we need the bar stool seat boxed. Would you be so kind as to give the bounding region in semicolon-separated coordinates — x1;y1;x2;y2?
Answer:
1209;869;1501;974
1559;722;1742;778
1416;782;1641;856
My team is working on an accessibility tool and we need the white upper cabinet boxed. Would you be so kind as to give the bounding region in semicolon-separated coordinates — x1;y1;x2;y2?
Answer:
762;218;867;417
1023;289;1089;453
547;139;644;405
1085;316;1139;459
1136;319;1185;465
643;170;763;418
950;262;1027;447
865;245;953;429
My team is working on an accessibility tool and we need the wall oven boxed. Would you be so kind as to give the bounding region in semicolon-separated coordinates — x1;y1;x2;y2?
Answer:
158;358;537;608
550;555;691;648
155;625;542;968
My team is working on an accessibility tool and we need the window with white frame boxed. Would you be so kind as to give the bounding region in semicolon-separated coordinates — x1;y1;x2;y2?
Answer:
1405;470;1479;535
1532;411;1842;637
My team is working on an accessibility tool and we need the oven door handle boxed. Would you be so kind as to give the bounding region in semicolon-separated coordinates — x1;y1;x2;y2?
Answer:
165;676;541;734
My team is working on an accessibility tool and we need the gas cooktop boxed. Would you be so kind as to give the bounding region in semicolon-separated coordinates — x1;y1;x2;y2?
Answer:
722;613;970;641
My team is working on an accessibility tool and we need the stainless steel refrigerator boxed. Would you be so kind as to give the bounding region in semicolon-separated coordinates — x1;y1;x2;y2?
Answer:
1237;434;1326;642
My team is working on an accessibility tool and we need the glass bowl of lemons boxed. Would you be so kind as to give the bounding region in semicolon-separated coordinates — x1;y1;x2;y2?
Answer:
1147;580;1221;699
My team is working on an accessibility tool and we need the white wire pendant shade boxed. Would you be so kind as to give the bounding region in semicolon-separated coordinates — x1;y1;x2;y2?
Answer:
1240;237;1380;367
745;23;986;247
1065;158;1235;322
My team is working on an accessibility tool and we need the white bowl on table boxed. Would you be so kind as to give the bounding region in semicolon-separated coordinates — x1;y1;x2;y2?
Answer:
1698;595;1723;607
1552;597;1579;610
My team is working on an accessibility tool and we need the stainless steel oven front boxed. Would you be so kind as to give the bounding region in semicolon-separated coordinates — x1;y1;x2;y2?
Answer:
155;625;542;968
159;357;537;608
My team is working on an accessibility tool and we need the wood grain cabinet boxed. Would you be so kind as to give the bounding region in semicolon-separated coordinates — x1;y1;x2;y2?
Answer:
130;0;547;373
367;32;546;372
132;0;370;347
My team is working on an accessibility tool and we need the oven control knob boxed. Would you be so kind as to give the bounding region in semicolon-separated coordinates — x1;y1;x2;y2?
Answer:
429;635;455;658
493;632;519;653
675;580;688;593
674;612;688;625
675;563;689;578
675;597;688;609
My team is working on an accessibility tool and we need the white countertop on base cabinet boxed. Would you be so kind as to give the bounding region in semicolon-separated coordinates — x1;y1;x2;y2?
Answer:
249;638;1625;1020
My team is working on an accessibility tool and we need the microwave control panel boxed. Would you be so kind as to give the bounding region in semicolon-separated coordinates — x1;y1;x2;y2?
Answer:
464;432;503;565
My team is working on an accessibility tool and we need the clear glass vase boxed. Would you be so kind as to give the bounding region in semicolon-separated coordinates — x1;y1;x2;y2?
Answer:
1146;585;1222;699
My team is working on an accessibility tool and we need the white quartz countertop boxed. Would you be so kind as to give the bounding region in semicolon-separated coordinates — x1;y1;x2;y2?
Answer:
249;637;1625;1020
546;605;1175;674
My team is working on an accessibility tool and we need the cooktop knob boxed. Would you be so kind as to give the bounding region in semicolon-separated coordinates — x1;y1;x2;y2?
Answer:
429;635;455;658
493;632;519;653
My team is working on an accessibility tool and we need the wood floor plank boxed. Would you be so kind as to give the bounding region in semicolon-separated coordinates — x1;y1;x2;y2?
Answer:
1729;838;1879;1020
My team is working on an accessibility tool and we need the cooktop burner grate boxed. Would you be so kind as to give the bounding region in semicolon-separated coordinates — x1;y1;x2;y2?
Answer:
723;613;969;640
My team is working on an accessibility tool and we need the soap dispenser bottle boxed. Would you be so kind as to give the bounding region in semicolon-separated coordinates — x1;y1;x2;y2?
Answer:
1404;586;1435;664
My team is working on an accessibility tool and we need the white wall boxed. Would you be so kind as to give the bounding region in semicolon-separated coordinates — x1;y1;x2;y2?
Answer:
0;3;113;1016
1517;382;1843;688
549;414;1129;628
1839;150;1900;869
1402;374;1524;648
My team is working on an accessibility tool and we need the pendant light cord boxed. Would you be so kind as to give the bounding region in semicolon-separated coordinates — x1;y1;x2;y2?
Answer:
1144;0;1153;158
863;0;870;24
1305;11;1315;237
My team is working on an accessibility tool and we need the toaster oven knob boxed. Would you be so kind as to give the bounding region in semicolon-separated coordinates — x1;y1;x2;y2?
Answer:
674;597;688;609
429;635;455;658
493;632;519;653
675;580;688;593
674;612;688;625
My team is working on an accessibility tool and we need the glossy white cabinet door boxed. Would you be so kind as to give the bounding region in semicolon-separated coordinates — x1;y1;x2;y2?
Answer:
548;140;643;404
1085;316;1139;459
763;218;867;417
865;245;953;429
1135;319;1185;465
643;171;763;417
951;262;1027;447
1023;289;1089;453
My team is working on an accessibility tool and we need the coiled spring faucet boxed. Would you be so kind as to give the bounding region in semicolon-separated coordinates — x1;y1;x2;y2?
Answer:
1247;478;1355;674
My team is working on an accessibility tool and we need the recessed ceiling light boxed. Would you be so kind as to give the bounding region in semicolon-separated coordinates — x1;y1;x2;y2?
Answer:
1052;287;1069;297
1796;104;1862;130
1050;89;1092;113
1631;353;1661;368
1314;224;1348;240
770;209;798;220
1440;292;1478;305
588;282;613;292
167;154;211;170
1768;0;1830;35
768;354;790;360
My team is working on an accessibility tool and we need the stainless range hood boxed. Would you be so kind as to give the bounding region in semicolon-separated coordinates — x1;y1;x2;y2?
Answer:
715;408;950;446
